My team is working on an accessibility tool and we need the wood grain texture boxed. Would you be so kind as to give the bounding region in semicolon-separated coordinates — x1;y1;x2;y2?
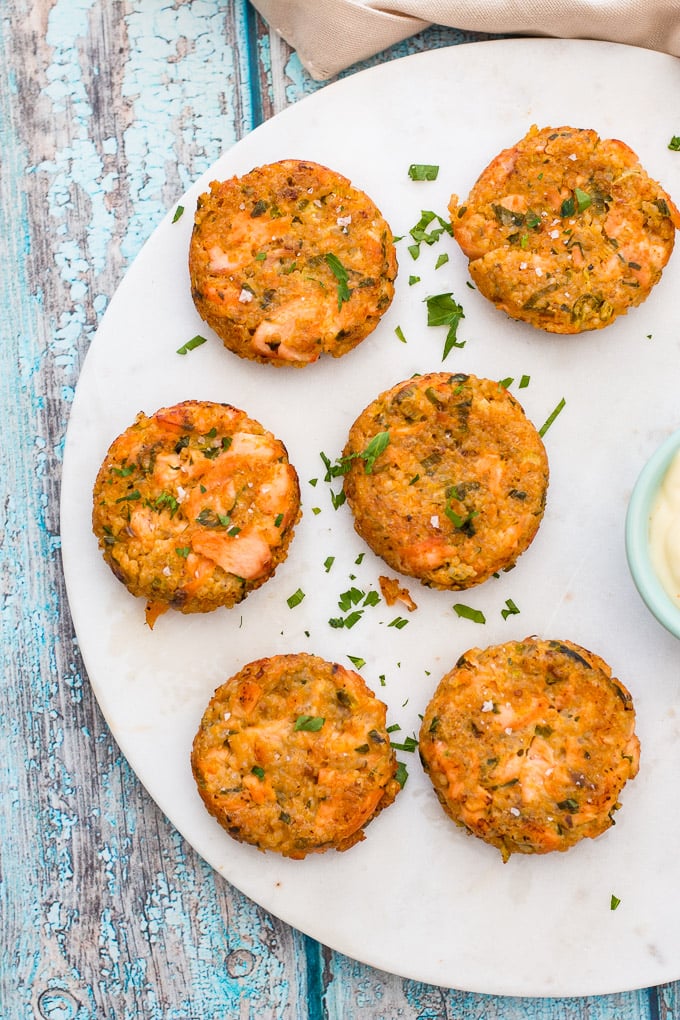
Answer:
0;1;676;1016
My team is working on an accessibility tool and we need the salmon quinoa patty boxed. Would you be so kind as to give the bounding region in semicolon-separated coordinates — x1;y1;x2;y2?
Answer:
189;159;397;366
191;653;401;858
92;400;300;626
341;372;548;590
450;125;680;333
419;638;640;861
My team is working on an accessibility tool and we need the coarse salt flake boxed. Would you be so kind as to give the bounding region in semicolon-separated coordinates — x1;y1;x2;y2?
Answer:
519;261;528;270
510;807;521;817
481;700;494;713
549;229;560;239
162;566;171;577
430;514;439;528
239;289;253;303
535;266;543;277
337;215;352;228
505;727;513;735
568;153;577;161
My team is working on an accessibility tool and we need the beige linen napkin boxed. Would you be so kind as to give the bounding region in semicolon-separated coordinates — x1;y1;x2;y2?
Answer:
250;0;680;79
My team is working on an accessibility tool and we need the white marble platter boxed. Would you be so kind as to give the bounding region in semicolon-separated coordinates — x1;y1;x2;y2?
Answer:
61;39;680;997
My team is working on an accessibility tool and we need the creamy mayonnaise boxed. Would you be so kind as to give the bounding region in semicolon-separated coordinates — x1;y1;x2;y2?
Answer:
649;449;680;605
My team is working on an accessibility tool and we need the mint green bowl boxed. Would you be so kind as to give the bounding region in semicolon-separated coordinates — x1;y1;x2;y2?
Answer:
625;429;680;639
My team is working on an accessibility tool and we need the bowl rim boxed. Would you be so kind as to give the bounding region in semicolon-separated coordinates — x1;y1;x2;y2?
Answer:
625;427;680;639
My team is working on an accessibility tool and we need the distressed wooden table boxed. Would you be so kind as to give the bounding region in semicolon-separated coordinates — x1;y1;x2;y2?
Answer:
2;1;679;1016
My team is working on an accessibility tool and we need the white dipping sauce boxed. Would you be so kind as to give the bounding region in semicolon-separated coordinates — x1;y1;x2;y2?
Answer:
649;449;680;604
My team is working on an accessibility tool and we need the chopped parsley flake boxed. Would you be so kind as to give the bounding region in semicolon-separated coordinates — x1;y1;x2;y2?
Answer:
435;252;449;270
347;655;366;669
453;603;486;624
176;334;208;355
338;587;365;612
388;616;408;629
409;274;421;286
538;397;566;437
425;292;466;360
395;325;407;344
390;735;418;752
172;205;184;223
357;431;390;473
251;765;265;780
323;556;335;573
294;715;325;732
519;374;531;389
286;588;305;609
574;187;592;212
395;761;409;787
324;252;351;308
610;894;621;911
408;209;452;259
175;546;190;558
501;598;520;620
669;136;680;151
408;163;440;181
115;489;141;503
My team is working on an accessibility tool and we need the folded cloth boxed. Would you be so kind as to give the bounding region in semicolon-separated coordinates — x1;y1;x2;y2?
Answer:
250;0;680;79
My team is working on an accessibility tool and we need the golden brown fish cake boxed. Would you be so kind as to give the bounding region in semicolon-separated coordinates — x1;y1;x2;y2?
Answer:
189;159;397;366
191;653;401;858
419;637;640;861
450;125;680;333
342;372;548;590
92;400;300;626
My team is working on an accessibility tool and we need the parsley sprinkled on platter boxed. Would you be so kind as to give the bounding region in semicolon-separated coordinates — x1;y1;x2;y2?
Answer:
172;205;184;223
294;715;325;732
435;253;449;270
286;588;305;609
324;252;351;308
394;325;407;344
388;616;408;629
408;163;440;181
390;735;418;752
610;894;621;911
347;655;366;669
408;209;452;259
668;136;680;151
519;374;531;389
176;334;208;355
323;556;335;573
425;292;466;360
395;761;409;787
538;397;566;437
453;603;486;624
501;598;520;620
324;432;391;481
